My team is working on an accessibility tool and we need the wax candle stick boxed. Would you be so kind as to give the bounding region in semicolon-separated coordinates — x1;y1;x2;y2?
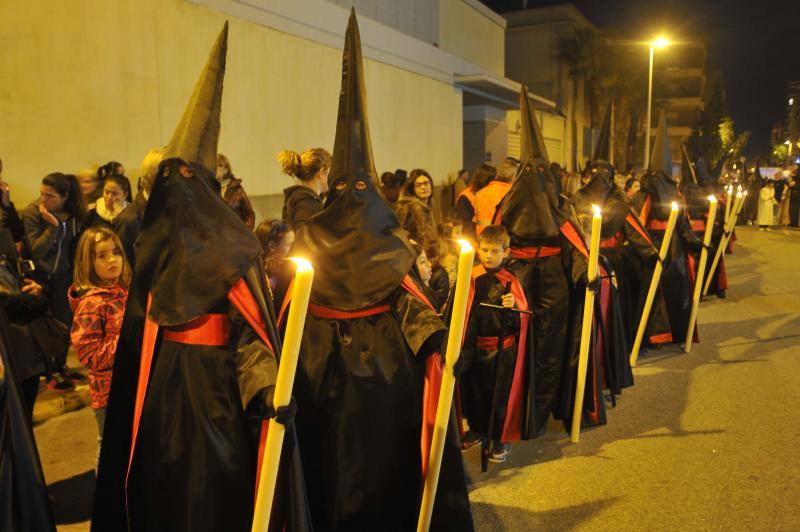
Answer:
685;196;717;353
570;205;602;443
251;258;314;532
724;185;733;225
703;191;743;297
417;240;474;532
630;202;679;367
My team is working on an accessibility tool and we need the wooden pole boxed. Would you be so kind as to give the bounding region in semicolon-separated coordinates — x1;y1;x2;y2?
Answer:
684;197;718;353
417;240;474;532
570;205;602;443
630;202;679;367
251;258;314;532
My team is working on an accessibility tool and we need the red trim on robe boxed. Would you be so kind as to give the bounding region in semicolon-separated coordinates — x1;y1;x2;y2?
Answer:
308;302;390;319
649;332;673;344
640;196;651;225
509;246;561;259
625;213;654;245
559;221;590;258
162;314;230;346
462;264;530;443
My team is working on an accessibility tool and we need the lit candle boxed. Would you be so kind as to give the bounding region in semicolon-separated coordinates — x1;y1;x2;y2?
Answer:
724;185;733;225
630;201;679;367
570;205;602;443
417;240;474;532
703;191;743;297
251;257;314;532
684;196;717;353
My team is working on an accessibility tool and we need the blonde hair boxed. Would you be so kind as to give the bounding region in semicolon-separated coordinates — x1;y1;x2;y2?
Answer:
139;147;165;193
73;227;131;291
77;164;101;182
277;148;331;182
217;153;232;177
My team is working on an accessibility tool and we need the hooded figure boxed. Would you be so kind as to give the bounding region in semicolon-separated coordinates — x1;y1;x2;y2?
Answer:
0;300;56;532
635;109;703;345
683;147;727;298
286;10;473;531
570;101;671;401
492;84;600;435
91;24;311;532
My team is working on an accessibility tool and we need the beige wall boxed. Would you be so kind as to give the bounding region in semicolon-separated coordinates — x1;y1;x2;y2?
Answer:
0;0;463;209
438;0;504;77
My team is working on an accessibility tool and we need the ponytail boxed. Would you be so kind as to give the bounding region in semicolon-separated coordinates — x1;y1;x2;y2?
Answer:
277;148;331;182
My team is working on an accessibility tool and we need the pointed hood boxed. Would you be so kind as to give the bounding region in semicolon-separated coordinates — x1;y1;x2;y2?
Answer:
164;22;227;175
592;100;613;162
519;84;549;164
494;85;563;244
132;22;261;326
649;108;673;178
292;9;415;310
710;152;728;184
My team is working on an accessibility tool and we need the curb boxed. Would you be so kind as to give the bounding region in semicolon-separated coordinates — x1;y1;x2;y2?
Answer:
33;384;91;424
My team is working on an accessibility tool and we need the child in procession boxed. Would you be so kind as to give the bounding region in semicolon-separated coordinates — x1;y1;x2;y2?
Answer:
460;225;530;463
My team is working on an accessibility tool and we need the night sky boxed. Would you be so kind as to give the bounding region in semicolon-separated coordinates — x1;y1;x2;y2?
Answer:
481;0;800;155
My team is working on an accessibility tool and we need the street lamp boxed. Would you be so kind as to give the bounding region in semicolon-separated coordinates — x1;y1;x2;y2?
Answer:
644;36;670;168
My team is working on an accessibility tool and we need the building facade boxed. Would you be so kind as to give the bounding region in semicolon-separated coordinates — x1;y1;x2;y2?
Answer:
0;0;563;220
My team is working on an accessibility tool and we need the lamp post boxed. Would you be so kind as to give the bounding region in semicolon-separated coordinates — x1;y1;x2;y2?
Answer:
644;37;670;168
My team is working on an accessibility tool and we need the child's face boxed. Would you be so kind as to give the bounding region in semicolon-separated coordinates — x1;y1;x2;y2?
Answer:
478;240;509;269
94;239;124;285
416;252;432;283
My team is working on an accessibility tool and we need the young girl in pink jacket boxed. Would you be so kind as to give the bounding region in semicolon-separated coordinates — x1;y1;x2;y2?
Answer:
69;227;130;463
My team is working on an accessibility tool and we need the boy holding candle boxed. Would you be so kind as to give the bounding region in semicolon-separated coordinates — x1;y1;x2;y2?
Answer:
460;225;530;463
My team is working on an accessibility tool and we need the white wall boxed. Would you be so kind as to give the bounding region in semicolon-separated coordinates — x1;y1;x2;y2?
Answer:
0;0;463;207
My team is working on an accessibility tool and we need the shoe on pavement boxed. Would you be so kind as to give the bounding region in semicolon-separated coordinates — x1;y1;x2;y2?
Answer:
489;442;511;463
61;369;89;383
46;375;74;392
461;430;483;451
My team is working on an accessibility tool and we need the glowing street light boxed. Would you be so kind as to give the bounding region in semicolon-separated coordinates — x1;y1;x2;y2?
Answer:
644;36;671;167
653;36;670;49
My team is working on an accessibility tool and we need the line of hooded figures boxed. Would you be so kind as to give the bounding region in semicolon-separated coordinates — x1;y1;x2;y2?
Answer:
1;10;746;532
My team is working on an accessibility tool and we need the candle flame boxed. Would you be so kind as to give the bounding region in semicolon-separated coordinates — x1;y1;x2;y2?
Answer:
671;201;679;211
457;239;473;252
707;195;717;203
591;204;601;216
736;191;743;198
289;257;313;272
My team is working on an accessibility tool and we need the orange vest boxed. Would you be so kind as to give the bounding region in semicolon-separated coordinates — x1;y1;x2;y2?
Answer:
474;180;511;235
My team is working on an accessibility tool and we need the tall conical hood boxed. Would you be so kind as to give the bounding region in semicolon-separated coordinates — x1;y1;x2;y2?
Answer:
133;22;261;326
328;10;376;188
494;85;564;243
163;22;228;174
680;143;698;190
520;84;549;164
649;108;672;177
592;100;613;162
710;152;728;184
292;9;415;310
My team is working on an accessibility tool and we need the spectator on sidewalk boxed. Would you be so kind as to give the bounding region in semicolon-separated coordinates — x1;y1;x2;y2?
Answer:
475;158;517;236
85;174;141;265
69;227;130;465
279;147;331;227
216;154;255;230
456;164;495;243
757;180;777;231
22;173;86;328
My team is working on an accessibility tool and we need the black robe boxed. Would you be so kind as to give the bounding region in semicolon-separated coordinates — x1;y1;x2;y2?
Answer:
92;160;311;532
635;175;703;344
281;275;473;531
460;264;530;443
0;302;56;532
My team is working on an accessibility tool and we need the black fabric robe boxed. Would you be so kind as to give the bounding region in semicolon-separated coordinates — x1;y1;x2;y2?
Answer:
284;278;473;532
460;265;522;442
0;303;56;532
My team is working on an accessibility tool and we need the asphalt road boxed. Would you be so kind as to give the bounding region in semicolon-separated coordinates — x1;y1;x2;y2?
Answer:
34;226;800;531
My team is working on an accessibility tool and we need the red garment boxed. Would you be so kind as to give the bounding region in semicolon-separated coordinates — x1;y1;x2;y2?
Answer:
69;283;128;409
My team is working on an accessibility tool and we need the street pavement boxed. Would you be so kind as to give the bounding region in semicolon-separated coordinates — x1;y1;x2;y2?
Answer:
35;226;800;531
